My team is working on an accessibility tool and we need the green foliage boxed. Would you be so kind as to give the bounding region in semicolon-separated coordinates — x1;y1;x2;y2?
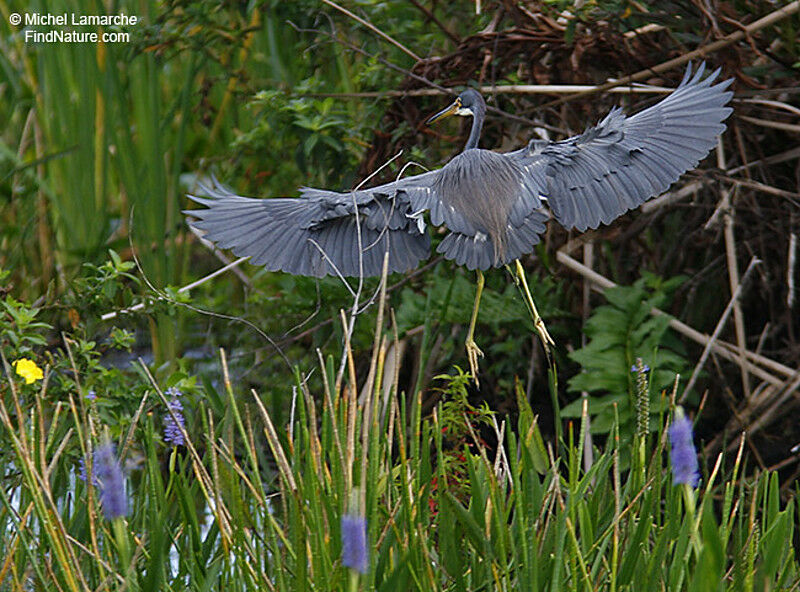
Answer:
234;83;368;189
0;295;51;354
67;250;139;311
0;284;798;590
563;273;690;444
432;367;495;496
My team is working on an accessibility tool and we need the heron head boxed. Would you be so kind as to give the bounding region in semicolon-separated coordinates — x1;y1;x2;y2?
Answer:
426;89;484;125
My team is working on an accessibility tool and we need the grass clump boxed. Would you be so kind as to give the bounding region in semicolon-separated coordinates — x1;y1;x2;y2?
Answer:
0;287;796;591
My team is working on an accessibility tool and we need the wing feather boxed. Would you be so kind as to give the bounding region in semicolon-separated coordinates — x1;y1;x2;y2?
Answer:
508;63;732;231
185;177;431;278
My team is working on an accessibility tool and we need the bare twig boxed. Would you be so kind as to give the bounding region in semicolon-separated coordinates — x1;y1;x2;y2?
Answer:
305;83;674;98
681;257;761;403
251;387;298;492
334;151;404;387
634;148;800;216
716;174;800;203
623;23;666;38
321;0;421;61
581;241;594;472
709;371;800;456
127;206;293;368
407;0;460;44
737;114;800;134
716;141;751;400
289;22;544;128
542;1;800;109
740;97;800;118
187;224;254;285
289;21;447;93
100;256;249;321
714;340;795;379
728;145;800;176
640;179;707;213
788;232;797;309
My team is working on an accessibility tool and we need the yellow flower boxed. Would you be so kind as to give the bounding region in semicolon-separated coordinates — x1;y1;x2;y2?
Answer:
14;358;43;384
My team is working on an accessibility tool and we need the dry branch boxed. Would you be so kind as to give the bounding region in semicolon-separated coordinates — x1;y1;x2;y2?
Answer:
543;0;800;108
555;248;786;388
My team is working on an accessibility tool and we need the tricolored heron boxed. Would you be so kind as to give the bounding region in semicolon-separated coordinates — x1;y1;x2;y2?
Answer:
186;63;732;381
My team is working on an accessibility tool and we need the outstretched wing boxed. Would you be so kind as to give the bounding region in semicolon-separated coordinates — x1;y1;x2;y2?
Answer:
185;176;433;278
507;63;733;231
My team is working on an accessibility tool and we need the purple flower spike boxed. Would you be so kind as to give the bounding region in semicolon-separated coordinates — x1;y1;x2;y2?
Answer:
669;416;699;488
77;457;99;486
165;386;183;398
163;394;186;447
93;443;128;520
341;514;368;574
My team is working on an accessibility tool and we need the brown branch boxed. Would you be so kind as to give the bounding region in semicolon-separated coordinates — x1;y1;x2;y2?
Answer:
289;22;450;95
681;257;761;403
541;0;800;110
321;0;422;61
304;83;673;98
290;22;544;128
407;0;461;45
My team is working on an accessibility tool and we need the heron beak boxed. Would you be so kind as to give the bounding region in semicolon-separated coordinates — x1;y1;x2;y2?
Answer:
426;98;461;125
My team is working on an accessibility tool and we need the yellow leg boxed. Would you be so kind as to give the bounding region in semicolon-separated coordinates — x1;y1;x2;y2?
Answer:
465;270;485;385
512;260;554;358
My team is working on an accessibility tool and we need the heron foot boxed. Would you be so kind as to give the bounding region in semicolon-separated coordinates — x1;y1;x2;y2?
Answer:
534;316;555;348
465;338;484;385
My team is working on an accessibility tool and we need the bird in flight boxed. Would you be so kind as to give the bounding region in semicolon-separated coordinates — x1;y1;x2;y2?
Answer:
186;63;732;382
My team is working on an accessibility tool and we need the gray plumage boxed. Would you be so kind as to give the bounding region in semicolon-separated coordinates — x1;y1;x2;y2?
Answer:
185;63;732;277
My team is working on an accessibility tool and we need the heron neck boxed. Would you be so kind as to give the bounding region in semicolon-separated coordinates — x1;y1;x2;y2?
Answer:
465;103;485;150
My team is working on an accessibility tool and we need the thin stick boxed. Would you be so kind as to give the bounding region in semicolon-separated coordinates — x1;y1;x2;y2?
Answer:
187;224;254;285
581;242;595;473
642;146;800;214
681;257;760;402
321;0;421;61
407;0;460;44
362;253;390;405
718;372;800;454
317;347;346;476
643;178;709;213
542;0;800;109
335;151;404;388
728;145;800;176
251;388;298;492
717;174;800;202
738;115;800;134
341;309;358;493
716;140;751;400
788;232;797;309
290;22;548;128
305;84;674;99
101;256;249;320
740;98;800;118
